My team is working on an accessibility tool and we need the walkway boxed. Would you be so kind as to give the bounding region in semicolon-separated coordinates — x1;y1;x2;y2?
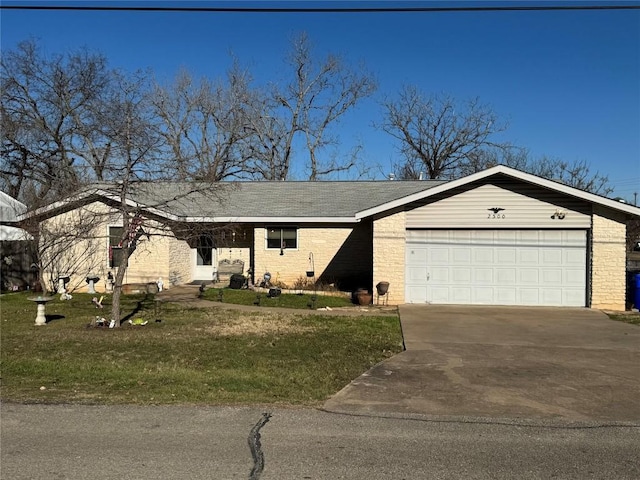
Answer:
155;284;398;317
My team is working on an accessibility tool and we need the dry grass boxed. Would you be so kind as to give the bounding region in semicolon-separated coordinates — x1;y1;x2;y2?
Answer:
201;311;315;336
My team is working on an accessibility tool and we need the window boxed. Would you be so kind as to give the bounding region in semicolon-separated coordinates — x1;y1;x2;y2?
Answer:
109;226;125;268
266;227;298;250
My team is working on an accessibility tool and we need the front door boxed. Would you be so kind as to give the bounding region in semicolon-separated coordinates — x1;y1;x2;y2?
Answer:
191;235;217;281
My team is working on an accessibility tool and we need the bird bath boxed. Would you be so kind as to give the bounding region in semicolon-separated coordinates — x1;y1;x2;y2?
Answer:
28;296;54;326
86;275;100;294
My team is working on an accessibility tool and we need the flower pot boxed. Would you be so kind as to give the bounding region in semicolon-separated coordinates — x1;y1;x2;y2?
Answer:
356;291;372;305
306;271;315;278
376;281;390;295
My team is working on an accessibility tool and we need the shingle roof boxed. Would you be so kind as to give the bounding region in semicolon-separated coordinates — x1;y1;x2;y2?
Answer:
124;180;444;220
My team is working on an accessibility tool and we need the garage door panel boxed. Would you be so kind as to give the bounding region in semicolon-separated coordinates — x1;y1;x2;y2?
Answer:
429;247;450;264
542;249;562;264
474;248;494;263
474;268;493;283
518;288;540;304
452;268;472;282
519;269;539;285
518;230;540;244
565;249;586;265
564;230;587;245
496;268;516;284
407;247;428;264
473;287;495;303
452;248;472;263
541;268;562;284
430;267;450;283
495;288;517;304
563;289;586;305
496;230;517;243
496;249;517;264
541;288;563;305
451;287;472;303
564;268;585;285
452;230;472;242
430;286;451;303
406;266;428;285
518;249;540;264
542;230;563;244
406;229;586;307
407;286;428;304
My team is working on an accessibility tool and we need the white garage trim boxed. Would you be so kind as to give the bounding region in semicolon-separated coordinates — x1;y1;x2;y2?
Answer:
406;229;587;307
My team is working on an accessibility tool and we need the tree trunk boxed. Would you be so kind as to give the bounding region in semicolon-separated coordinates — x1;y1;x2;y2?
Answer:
110;247;129;327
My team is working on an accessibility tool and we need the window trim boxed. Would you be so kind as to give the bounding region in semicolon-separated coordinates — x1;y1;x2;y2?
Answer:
265;226;299;251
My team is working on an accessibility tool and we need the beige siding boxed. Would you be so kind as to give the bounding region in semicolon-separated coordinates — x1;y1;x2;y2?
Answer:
40;201;190;293
39;202;108;293
252;223;370;289
407;182;591;229
373;210;406;305
123;227;170;285
591;206;626;310
168;237;193;287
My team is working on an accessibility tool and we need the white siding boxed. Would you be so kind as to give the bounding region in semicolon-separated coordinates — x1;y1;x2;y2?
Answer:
406;182;591;229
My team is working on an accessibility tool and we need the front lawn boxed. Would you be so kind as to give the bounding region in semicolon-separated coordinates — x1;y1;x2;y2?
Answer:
203;287;354;309
0;292;403;405
607;312;640;326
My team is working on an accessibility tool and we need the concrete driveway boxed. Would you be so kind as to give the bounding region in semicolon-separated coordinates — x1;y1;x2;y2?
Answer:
323;305;640;423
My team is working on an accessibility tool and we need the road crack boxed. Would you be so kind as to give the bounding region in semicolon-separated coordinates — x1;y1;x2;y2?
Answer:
248;412;271;480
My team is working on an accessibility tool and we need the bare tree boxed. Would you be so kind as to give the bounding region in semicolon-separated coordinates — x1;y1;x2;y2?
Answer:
0;39;112;205
380;86;509;180
96;71;165;325
247;32;376;180
458;147;613;196
527;157;613;196
152;64;255;181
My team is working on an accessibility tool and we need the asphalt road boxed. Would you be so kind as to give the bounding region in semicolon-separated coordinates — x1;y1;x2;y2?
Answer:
2;404;639;480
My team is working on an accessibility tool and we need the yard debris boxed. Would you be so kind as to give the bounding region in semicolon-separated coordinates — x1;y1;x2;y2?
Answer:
92;296;104;308
128;318;148;326
89;316;115;328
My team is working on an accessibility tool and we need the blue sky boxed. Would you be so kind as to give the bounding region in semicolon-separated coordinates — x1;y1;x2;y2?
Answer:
1;1;639;201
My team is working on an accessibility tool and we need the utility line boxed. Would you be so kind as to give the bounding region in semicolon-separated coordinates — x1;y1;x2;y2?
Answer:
1;2;639;13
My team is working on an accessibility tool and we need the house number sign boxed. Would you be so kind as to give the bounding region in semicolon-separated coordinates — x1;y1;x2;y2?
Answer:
487;207;506;219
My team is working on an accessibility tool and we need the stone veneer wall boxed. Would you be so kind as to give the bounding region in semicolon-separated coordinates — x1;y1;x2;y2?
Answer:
167;236;193;287
372;210;406;305
40;201;194;293
591;205;627;310
39;203;107;293
252;223;371;289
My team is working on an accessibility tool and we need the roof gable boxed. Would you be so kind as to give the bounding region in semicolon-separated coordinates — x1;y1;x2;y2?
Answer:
356;165;640;219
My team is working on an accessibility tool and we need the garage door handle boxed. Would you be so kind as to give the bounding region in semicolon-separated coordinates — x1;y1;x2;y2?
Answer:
427;273;430;280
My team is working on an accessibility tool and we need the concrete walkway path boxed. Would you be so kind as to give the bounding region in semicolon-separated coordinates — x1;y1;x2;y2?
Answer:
155;284;398;317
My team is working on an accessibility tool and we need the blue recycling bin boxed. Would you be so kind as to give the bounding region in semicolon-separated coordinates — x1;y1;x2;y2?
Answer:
634;274;640;310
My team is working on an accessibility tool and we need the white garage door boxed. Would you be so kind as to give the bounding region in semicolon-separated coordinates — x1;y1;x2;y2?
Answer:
406;230;587;306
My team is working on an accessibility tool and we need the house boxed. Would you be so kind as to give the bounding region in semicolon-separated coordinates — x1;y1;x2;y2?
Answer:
22;166;640;310
1;191;37;290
